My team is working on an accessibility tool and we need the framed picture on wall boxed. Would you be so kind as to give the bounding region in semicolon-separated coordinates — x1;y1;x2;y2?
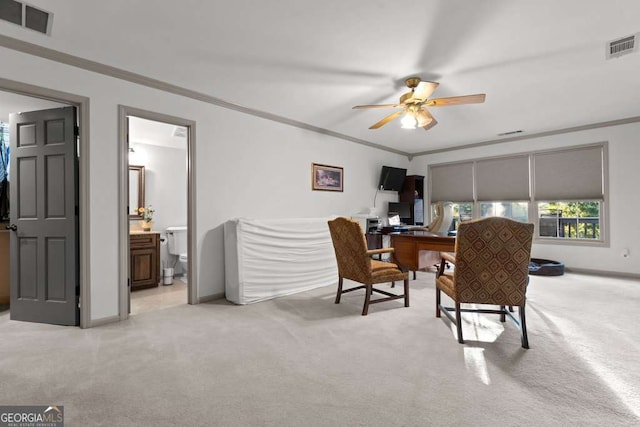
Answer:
312;163;343;192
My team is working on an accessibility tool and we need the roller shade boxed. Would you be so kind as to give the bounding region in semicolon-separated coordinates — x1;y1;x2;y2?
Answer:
534;146;604;200
476;155;530;201
430;162;473;202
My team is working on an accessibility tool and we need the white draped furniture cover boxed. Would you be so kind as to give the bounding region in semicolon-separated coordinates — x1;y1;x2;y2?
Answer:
224;217;338;304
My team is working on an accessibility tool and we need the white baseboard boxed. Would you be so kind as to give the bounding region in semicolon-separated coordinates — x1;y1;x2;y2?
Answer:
87;315;120;328
566;267;640;280
198;292;225;303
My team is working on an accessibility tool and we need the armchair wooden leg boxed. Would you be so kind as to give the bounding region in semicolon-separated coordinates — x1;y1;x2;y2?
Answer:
335;277;343;304
362;284;372;316
403;278;410;307
437;259;446;278
500;305;506;323
455;302;464;344
520;305;530;349
436;287;442;317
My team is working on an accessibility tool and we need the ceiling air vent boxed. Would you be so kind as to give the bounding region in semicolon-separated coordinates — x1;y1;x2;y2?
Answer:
606;33;638;59
0;0;52;35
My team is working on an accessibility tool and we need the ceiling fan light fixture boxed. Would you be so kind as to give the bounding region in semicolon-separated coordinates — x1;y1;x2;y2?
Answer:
416;112;432;127
353;76;485;131
400;112;417;129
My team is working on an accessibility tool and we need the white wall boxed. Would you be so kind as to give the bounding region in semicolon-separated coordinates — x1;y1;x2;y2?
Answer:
0;46;409;321
409;122;640;276
196;110;406;293
129;142;188;234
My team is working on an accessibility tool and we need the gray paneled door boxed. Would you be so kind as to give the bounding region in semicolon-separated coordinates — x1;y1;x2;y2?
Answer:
9;107;79;326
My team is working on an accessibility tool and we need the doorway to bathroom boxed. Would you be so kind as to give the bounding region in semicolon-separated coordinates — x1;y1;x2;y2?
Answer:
119;106;196;318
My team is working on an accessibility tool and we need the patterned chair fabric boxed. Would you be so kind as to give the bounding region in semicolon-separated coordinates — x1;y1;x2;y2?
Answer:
435;217;534;348
328;217;409;315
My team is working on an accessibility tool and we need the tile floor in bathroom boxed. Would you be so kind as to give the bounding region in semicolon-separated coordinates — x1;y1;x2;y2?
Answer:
130;277;188;315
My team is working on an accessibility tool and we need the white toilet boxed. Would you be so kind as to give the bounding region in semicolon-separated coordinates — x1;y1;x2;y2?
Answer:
166;226;188;281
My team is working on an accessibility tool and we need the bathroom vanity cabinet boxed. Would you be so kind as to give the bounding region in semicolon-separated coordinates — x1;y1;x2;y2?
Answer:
130;232;160;290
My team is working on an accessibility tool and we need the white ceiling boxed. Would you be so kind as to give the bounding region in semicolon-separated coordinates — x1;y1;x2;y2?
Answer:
2;0;640;154
129;116;187;150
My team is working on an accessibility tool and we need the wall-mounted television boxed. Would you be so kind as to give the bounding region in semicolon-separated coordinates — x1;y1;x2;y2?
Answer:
378;166;407;191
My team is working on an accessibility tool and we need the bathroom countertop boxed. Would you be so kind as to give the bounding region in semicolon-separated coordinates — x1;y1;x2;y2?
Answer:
130;230;160;234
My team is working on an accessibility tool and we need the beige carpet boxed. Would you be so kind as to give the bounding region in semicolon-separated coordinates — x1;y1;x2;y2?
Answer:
0;272;638;426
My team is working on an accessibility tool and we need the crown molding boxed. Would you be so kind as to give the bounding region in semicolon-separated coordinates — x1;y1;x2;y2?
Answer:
411;116;640;157
6;34;635;161
0;34;410;158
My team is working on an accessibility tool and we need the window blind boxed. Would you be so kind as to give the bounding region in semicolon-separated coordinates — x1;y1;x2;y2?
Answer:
430;162;473;202
476;155;530;201
534;145;604;200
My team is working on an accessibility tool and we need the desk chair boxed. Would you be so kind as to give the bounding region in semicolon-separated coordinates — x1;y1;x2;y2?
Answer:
406;201;454;278
427;201;454;233
435;217;534;348
328;217;409;315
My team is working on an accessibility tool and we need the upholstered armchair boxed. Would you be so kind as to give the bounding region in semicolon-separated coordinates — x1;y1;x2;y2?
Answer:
435;217;534;348
328;217;409;315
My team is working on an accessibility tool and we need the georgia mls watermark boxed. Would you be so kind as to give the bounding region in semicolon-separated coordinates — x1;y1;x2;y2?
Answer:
0;406;63;427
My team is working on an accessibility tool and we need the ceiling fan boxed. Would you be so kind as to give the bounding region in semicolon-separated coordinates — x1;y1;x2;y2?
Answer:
353;77;486;131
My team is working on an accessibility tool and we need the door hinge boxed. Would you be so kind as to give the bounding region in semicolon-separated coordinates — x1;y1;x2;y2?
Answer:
74;125;80;137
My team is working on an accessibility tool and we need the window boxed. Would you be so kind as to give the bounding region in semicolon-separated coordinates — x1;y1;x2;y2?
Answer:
428;143;607;245
533;145;604;242
432;202;472;231
451;203;473;231
480;202;529;222
538;201;600;239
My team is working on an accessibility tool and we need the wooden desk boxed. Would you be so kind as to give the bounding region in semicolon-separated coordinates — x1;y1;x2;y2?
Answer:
390;231;456;272
366;227;410;252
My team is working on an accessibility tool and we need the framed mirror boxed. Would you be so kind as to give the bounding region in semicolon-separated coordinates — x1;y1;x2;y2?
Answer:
129;165;145;218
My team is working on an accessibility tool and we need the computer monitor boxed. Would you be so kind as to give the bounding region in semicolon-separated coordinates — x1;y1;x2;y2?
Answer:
388;202;411;221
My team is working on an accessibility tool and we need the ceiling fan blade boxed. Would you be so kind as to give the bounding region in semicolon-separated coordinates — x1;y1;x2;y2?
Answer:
415;108;435;127
427;93;486;107
412;81;439;101
422;117;438;131
369;110;405;129
352;104;400;109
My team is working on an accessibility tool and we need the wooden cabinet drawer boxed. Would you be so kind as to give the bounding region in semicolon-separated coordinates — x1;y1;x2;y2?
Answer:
130;233;158;248
130;232;160;290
